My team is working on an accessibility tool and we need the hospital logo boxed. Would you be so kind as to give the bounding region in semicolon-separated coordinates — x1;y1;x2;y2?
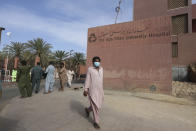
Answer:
88;33;97;43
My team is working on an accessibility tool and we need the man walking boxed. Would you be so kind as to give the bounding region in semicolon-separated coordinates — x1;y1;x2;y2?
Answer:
44;61;55;94
83;56;104;129
67;68;74;88
1;66;5;82
58;63;67;91
31;62;43;93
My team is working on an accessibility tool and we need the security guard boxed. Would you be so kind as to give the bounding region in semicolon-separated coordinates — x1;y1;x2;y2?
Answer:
12;68;17;82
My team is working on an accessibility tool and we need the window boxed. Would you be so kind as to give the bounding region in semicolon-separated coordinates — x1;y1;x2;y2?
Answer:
168;0;188;9
172;14;188;35
192;19;196;33
172;42;178;57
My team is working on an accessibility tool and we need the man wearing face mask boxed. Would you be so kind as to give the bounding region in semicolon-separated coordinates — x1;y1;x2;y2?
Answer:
83;56;104;129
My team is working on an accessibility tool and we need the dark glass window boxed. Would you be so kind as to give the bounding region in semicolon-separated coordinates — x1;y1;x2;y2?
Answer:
192;19;196;33
172;42;178;58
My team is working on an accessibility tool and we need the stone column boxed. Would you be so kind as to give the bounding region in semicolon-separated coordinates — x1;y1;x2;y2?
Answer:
4;57;8;71
14;57;19;69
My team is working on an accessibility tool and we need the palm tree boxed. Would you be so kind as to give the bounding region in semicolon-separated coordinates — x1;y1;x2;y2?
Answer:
54;50;69;62
4;42;26;69
71;52;86;73
23;50;35;66
6;42;26;58
0;51;7;69
26;38;52;66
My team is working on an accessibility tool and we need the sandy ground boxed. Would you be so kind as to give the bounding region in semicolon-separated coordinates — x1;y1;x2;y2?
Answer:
0;83;196;131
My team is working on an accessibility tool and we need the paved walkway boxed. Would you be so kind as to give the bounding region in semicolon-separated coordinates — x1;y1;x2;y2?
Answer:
0;84;196;131
0;86;19;112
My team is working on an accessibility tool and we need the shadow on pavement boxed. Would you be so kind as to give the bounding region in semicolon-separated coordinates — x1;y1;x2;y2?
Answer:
70;100;93;124
0;117;19;131
0;87;20;112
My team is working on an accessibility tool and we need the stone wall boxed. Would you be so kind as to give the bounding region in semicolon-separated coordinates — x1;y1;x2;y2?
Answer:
192;4;196;19
134;0;192;33
172;33;196;66
87;16;172;94
172;81;196;97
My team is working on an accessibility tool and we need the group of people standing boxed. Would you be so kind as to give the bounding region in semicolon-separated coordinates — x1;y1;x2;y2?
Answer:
16;60;75;98
16;56;104;129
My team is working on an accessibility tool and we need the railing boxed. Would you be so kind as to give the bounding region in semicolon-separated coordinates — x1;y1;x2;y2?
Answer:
0;70;17;88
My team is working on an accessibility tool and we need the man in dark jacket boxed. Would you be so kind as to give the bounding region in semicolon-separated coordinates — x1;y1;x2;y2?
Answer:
31;62;43;94
1;66;5;82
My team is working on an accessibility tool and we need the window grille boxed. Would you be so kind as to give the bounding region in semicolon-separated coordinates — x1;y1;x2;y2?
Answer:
172;14;188;35
168;0;188;9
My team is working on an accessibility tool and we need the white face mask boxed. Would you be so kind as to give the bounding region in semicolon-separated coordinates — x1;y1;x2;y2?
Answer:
94;62;100;67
